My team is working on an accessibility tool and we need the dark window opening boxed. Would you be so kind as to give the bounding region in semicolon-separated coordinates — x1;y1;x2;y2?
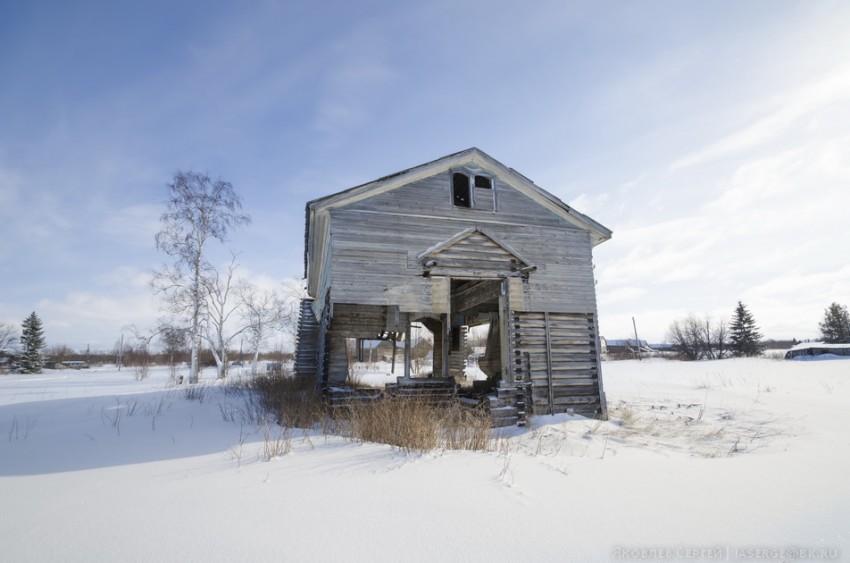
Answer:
474;175;492;189
452;172;471;207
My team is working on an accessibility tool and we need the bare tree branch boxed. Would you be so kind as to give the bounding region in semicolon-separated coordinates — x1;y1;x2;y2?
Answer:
0;322;19;355
152;171;250;383
667;313;729;361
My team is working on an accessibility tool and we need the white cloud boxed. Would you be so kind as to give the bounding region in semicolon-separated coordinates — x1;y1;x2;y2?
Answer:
568;192;609;216
94;266;152;290
36;289;160;350
599;286;647;307
597;126;850;342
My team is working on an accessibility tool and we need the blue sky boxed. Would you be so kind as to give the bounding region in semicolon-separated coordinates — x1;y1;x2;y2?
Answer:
1;0;848;350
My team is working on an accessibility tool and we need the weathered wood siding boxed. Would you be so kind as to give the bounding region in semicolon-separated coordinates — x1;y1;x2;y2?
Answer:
511;311;602;417
326;171;597;314
308;214;332;318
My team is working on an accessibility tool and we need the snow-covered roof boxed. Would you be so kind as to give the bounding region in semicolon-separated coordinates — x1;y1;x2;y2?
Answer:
786;341;850;352
604;339;649;348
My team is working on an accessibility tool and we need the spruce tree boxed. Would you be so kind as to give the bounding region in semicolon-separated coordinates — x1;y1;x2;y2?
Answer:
819;303;850;343
729;301;764;357
19;312;46;374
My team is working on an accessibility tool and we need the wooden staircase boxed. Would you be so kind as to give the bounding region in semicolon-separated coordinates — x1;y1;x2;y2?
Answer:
293;299;320;383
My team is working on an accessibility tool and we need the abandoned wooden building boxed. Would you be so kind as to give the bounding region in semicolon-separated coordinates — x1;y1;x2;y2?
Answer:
294;148;613;425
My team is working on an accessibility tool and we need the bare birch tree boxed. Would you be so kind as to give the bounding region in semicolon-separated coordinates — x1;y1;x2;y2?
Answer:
153;171;250;384
240;282;291;374
201;254;250;379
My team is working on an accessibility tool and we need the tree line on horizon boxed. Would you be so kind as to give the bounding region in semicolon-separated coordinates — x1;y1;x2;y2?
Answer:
665;301;850;361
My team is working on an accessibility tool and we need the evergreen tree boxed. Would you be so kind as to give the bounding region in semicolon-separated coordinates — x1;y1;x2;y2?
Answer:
729;301;764;357
819;302;850;343
19;312;46;374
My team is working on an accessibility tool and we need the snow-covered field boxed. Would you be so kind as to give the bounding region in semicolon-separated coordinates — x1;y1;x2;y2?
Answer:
2;358;847;562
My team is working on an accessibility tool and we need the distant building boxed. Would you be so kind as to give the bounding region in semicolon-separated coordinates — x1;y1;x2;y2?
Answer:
602;338;655;358
45;361;90;370
785;342;850;360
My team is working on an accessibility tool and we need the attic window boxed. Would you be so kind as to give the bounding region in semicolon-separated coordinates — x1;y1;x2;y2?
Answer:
474;175;492;189
452;172;471;208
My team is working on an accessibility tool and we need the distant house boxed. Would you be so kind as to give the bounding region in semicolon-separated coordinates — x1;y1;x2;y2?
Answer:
294;148;612;424
602;338;653;358
45;361;89;370
785;342;850;360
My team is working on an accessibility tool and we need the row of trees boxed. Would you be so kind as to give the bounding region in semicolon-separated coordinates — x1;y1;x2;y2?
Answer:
667;301;763;361
667;301;850;361
0;320;292;372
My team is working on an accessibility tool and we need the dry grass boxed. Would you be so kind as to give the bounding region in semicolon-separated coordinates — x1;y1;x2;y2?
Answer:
241;371;492;454
343;398;493;453
262;422;293;460
249;372;323;429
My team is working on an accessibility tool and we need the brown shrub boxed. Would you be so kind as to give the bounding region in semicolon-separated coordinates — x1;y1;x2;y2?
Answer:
250;373;323;429
344;398;492;453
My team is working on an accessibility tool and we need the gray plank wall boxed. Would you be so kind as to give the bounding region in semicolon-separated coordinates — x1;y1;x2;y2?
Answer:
324;171;598;314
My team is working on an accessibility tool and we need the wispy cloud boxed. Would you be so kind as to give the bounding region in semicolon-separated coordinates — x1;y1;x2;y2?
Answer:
671;63;850;170
311;25;395;147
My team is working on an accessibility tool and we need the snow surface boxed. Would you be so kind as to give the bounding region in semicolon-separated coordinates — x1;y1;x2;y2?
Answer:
2;359;848;562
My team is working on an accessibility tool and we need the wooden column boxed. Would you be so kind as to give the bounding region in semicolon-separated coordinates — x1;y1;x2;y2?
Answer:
543;312;554;415
403;314;411;379
441;314;450;380
498;279;511;384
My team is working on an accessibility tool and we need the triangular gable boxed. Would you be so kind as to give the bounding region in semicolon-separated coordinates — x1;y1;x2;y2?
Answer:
418;228;535;276
304;147;611;286
306;148;612;246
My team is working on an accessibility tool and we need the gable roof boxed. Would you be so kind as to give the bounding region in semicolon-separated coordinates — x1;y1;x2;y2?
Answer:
418;227;534;276
304;147;612;278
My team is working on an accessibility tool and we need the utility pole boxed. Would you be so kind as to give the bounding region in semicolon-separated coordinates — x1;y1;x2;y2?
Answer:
632;317;642;361
117;333;124;370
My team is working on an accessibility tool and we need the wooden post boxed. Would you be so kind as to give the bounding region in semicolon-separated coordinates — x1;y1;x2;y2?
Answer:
498;280;511;385
632;317;642;361
544;312;554;415
403;315;411;379
441;314;450;380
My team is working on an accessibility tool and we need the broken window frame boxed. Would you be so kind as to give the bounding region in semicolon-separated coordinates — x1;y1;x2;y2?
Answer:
452;172;472;208
450;169;495;209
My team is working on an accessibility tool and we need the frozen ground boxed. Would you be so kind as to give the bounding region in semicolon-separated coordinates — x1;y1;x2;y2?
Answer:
1;358;847;562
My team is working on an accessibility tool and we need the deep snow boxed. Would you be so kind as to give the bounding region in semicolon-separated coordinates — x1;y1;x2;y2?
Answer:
1;358;847;562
